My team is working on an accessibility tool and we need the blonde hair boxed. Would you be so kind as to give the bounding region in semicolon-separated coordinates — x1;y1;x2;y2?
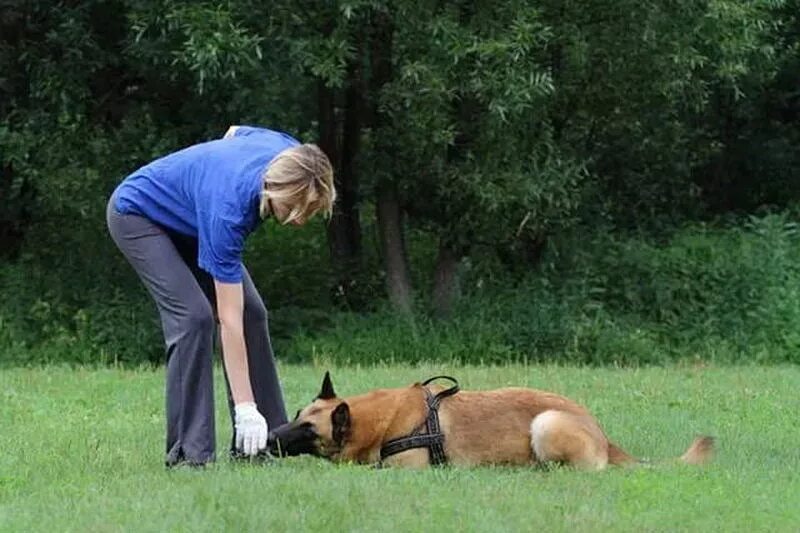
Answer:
261;144;336;224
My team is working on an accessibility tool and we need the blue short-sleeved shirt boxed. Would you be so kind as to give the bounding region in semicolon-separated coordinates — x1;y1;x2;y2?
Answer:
113;126;300;282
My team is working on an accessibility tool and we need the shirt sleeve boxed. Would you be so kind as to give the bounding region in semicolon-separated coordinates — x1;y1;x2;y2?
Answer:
233;125;274;138
197;212;247;283
234;126;301;149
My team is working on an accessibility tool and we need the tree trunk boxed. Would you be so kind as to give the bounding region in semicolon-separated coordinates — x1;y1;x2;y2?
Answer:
0;162;32;261
339;43;364;261
318;68;364;305
431;241;462;318
369;8;413;312
377;180;413;313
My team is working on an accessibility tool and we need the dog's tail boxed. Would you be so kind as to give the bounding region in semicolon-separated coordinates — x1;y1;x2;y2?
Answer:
679;435;715;465
608;435;715;467
607;443;638;466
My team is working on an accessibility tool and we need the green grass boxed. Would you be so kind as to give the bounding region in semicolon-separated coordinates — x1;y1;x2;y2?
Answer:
1;363;798;532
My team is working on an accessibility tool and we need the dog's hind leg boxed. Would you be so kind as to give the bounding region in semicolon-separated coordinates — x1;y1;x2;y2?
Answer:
530;410;609;471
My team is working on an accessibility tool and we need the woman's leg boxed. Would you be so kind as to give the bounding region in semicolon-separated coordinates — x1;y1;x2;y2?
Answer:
106;199;216;466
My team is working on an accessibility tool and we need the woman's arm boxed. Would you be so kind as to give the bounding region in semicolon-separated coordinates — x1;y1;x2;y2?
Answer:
216;279;268;455
215;280;254;404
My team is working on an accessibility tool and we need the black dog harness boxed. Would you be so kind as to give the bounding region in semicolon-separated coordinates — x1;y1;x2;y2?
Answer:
379;376;460;466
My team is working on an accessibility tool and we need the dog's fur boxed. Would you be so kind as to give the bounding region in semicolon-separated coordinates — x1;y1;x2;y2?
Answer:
268;372;714;470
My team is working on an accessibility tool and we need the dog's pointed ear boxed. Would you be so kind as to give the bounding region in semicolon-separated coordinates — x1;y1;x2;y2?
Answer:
331;402;351;446
317;371;337;400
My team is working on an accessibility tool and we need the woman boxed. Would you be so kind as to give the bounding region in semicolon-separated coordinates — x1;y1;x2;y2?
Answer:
107;125;335;467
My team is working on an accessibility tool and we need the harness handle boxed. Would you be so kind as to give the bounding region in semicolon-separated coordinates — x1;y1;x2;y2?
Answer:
421;375;460;409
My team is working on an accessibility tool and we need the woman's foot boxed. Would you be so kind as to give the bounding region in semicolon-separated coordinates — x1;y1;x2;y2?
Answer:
229;448;274;464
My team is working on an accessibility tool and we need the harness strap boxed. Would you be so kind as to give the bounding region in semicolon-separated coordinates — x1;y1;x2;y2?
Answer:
379;433;443;459
379;376;460;466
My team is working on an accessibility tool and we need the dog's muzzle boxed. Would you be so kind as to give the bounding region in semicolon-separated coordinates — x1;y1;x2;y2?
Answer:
268;421;320;457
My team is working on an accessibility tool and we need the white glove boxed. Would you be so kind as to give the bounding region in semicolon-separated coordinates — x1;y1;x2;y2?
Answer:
234;402;268;456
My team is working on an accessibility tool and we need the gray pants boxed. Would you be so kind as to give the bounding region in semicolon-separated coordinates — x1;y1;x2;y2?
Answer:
106;195;288;465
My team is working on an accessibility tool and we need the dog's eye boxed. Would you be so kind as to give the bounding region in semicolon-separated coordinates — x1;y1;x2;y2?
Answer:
293;409;301;421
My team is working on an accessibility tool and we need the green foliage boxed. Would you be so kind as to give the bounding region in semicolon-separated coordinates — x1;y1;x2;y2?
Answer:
367;2;585;250
1;0;800;365
534;0;792;225
131;2;264;94
546;213;800;363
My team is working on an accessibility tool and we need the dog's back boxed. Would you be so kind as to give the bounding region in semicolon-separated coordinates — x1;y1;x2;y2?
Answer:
411;386;711;470
432;388;604;467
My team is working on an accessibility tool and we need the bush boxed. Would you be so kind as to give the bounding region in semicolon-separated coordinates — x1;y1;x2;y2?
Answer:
3;214;800;366
279;213;800;366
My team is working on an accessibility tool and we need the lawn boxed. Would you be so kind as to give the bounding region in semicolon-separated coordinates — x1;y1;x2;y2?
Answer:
1;363;798;532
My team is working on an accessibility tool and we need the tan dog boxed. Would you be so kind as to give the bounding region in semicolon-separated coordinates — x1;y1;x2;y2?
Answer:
268;372;714;470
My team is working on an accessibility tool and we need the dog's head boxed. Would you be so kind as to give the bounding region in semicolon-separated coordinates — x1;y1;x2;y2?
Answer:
268;371;351;459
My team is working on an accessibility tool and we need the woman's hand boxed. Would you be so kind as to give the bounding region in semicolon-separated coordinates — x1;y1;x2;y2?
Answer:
234;402;269;456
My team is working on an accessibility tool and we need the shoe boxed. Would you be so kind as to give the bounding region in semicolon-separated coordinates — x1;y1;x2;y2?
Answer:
165;460;208;470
